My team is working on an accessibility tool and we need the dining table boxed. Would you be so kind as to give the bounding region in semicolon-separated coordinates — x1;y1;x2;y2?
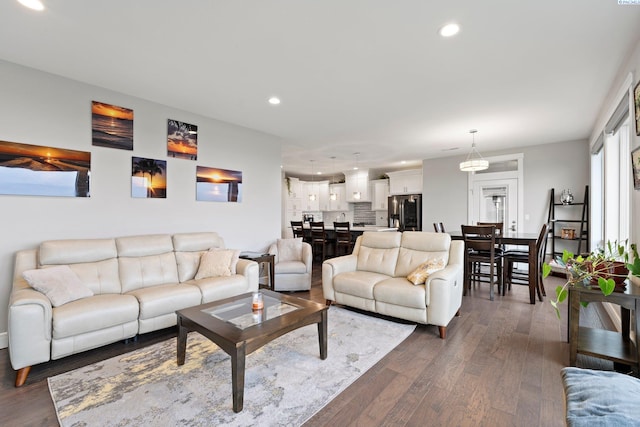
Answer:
449;230;541;304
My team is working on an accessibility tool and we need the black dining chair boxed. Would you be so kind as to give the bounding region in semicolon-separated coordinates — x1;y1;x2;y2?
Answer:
461;224;503;301
502;223;548;301
333;222;352;256
433;222;446;233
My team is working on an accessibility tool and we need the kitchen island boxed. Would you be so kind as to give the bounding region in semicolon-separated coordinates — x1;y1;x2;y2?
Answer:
300;224;398;257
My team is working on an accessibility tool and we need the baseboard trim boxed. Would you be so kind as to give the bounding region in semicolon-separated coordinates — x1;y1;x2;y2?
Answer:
0;332;7;349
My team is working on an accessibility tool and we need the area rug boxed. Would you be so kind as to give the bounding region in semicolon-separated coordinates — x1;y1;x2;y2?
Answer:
48;306;416;426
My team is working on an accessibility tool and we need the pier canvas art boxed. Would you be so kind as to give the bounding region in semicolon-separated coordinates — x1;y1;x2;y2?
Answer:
167;119;198;160
92;101;134;150
196;166;242;202
0;140;91;197
132;157;166;198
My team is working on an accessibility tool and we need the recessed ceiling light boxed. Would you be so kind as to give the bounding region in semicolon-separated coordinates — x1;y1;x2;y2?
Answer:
17;0;45;11
268;97;281;105
439;23;460;37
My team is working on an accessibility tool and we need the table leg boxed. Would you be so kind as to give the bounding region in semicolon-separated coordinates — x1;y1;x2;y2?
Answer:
268;258;275;290
569;289;580;366
318;310;328;360
528;241;536;304
176;318;187;366
231;344;246;413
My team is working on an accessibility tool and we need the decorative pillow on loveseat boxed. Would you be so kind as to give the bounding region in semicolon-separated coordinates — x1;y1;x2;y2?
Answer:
195;248;241;279
22;265;94;307
406;258;445;285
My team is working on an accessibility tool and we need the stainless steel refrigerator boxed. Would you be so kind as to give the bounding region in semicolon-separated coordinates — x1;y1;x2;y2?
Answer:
388;194;422;231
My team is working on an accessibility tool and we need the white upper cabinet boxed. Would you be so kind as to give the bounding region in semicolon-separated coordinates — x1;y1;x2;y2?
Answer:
371;179;389;210
285;177;303;200
344;169;370;202
327;183;347;211
302;181;329;211
387;169;422;195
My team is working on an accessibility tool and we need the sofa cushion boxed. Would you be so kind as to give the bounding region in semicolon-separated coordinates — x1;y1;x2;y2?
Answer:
275;260;307;274
195;249;241;279
189;274;250;303
118;252;180;292
562;367;640;426
356;232;401;276
23;265;94;307
406;258;446;285
39;238;117;265
116;234;174;257
394;232;450;277
277;238;303;262
172;232;224;252
127;283;202;320
373;277;427;309
67;258;121;294
334;271;390;299
175;251;205;282
52;294;139;339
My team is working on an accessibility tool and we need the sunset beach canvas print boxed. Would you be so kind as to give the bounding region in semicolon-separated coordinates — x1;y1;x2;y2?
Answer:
132;157;166;198
196;166;242;202
92;101;134;150
0;140;91;197
167;119;198;160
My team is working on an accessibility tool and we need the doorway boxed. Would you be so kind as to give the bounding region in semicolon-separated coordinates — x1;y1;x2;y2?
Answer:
467;153;524;233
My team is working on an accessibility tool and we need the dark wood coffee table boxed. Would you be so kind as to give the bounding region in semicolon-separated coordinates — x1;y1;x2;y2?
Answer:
176;289;328;412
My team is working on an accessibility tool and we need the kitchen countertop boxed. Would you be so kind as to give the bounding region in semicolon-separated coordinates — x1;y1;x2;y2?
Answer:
302;224;398;232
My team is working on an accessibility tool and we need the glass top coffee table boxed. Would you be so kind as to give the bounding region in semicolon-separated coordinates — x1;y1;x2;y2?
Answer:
176;289;328;413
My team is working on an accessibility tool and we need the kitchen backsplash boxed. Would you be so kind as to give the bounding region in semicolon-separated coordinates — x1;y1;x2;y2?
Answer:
353;202;376;225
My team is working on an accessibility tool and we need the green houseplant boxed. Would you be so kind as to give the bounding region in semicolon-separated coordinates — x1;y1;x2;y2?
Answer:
543;240;640;318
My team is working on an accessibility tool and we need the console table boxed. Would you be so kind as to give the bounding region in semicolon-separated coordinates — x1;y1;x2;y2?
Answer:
569;282;640;373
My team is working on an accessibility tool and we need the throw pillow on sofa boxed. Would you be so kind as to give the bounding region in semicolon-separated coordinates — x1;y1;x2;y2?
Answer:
406;258;445;285
22;265;94;307
276;238;303;262
195;248;241;279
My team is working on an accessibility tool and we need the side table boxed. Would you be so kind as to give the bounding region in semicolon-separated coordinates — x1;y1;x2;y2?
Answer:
568;282;640;373
239;252;275;290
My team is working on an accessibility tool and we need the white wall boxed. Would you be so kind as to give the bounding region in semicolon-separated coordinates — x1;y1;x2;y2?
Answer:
0;60;283;337
422;139;590;234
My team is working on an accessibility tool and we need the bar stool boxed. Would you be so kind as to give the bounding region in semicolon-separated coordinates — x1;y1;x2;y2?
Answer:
291;221;305;240
310;221;328;261
333;221;352;256
433;222;446;233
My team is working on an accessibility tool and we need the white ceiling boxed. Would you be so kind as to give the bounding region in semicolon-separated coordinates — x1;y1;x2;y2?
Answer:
1;1;639;179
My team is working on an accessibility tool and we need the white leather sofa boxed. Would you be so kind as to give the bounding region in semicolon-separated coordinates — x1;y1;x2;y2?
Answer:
8;232;258;387
322;231;464;339
268;238;312;291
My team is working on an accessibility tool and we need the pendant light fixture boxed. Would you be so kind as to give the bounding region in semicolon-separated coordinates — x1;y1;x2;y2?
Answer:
308;160;317;201
459;129;489;172
329;156;337;201
353;152;361;200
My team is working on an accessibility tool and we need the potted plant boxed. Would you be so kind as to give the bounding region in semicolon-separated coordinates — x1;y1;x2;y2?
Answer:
543;240;640;318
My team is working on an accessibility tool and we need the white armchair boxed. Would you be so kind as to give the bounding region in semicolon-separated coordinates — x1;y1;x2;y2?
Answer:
268;238;312;291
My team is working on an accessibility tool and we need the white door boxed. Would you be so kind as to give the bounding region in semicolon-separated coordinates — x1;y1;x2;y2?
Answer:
471;178;519;232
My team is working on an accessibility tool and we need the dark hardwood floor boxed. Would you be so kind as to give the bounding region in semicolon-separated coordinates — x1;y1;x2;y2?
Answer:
0;263;615;427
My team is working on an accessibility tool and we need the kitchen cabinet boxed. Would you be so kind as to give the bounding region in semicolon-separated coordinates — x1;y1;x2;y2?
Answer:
387;169;422;195
345;169;370;202
327;183;347;211
371;179;389;210
302;181;329;211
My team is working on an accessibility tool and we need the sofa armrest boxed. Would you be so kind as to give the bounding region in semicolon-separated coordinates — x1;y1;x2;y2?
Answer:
424;263;464;327
236;259;259;292
301;242;312;273
322;254;358;301
8;286;53;370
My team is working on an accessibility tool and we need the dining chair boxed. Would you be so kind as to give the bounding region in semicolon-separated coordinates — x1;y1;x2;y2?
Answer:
461;224;503;301
333;221;352;256
433;222;446;233
310;221;328;261
502;223;548;301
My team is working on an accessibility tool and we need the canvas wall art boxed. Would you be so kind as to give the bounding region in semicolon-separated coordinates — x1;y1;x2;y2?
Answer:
132;157;167;198
92;101;134;150
196;166;242;202
167;119;198;160
0;140;91;197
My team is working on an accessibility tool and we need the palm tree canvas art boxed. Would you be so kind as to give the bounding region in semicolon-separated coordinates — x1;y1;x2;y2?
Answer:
132;157;166;198
167;119;198;160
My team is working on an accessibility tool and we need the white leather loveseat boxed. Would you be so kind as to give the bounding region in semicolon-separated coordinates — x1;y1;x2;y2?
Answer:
322;231;464;339
8;232;258;387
